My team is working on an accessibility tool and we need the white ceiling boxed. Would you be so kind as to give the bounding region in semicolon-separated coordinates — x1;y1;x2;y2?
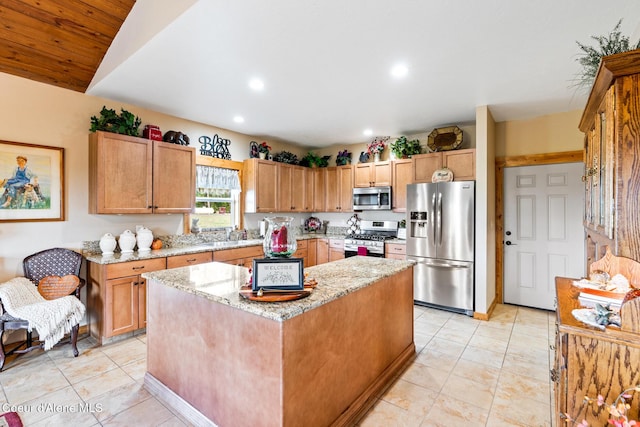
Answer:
87;0;640;148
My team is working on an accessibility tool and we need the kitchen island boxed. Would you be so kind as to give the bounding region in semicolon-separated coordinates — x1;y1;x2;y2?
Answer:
142;256;415;427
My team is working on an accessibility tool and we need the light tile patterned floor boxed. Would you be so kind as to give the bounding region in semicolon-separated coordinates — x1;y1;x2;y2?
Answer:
0;304;554;426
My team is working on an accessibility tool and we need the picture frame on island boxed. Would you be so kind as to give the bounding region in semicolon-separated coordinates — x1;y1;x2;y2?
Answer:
252;258;304;292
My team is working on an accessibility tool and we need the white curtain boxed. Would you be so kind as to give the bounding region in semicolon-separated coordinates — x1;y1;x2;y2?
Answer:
196;166;240;190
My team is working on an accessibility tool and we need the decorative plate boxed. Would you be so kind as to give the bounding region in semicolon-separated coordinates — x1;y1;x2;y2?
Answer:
432;168;454;183
427;126;463;152
305;216;322;232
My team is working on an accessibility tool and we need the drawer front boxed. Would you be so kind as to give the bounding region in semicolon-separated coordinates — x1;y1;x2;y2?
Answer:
329;239;344;250
296;240;308;250
386;243;406;255
106;257;166;279
214;245;263;262
167;252;213;269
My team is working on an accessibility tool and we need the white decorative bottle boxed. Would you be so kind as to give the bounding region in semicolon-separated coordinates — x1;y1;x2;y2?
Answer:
99;233;117;255
136;227;154;252
119;230;136;253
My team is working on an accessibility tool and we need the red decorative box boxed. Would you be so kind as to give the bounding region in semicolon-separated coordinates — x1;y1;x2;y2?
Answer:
143;125;162;141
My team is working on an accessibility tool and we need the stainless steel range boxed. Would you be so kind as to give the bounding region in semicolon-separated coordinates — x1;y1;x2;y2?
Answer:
344;220;398;258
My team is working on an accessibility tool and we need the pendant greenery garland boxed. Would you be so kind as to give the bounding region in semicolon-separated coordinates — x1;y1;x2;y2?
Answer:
574;19;640;92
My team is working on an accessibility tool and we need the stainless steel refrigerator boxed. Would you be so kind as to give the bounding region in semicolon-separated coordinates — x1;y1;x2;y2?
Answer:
406;181;475;315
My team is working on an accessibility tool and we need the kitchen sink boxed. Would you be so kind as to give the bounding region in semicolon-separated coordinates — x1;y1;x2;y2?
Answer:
198;240;262;249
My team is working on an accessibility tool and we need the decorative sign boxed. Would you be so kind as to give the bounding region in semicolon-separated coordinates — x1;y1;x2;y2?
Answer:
252;258;304;291
199;134;231;159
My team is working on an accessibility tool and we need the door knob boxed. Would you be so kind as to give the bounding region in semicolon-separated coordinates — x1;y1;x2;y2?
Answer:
505;241;517;246
506;231;512;236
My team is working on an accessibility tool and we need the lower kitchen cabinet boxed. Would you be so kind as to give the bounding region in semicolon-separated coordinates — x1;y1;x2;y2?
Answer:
316;239;329;265
166;251;212;269
87;257;166;344
385;243;406;260
213;245;265;268
329;238;344;261
292;240;309;267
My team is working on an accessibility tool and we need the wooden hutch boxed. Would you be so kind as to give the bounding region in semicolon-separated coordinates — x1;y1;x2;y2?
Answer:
580;50;640;270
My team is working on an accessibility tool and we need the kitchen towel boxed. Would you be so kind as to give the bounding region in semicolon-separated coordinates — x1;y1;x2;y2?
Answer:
357;246;368;256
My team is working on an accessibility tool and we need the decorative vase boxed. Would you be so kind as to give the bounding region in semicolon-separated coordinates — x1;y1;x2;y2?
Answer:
374;153;381;162
119;230;136;253
136;227;154;252
259;152;267;160
263;216;297;258
99;233;117;255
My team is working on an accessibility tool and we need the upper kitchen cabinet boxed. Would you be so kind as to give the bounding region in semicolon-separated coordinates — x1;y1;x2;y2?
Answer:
89;131;195;214
391;159;413;212
354;161;392;187
312;168;326;212
412;149;476;183
277;164;307;212
243;159;278;213
325;165;353;212
580;50;640;267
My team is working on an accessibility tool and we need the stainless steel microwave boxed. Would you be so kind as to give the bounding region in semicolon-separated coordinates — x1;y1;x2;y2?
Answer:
352;186;392;210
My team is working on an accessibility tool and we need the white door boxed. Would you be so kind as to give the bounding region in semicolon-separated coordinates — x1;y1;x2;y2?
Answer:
503;162;585;310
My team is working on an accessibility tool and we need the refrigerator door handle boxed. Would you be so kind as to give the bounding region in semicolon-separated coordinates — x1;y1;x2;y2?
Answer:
437;192;443;245
431;192;437;242
427;262;471;269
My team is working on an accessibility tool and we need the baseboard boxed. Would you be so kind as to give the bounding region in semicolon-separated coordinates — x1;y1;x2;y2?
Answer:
473;298;498;321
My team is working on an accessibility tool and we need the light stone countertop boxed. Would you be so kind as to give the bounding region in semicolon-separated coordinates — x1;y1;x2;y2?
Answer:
142;256;414;322
84;233;346;265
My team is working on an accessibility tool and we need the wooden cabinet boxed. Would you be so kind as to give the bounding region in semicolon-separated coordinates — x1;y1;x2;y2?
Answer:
325;166;353;212
385;243;406;260
579;50;640;268
316;239;329;265
292;240;309;267
412;149;476;183
303;168;315;212
312;168;326;212
307;238;317;266
166;251;212;269
277;164;307;212
391;159;413;212
213;245;264;268
554;277;640;425
354;161;391;187
243;159;278;213
89;131;195;214
329;238;345;261
87;257;166;344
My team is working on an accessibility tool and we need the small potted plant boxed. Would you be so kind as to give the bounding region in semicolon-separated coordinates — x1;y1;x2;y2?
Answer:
90;106;142;136
258;141;271;159
367;136;389;162
390;136;422;159
336;149;352;166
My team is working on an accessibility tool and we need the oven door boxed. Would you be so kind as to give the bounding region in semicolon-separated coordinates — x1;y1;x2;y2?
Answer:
344;241;385;258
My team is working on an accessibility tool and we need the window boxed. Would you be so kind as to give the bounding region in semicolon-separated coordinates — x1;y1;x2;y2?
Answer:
192;165;241;230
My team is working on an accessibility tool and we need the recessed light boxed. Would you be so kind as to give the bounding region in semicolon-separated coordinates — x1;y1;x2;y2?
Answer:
233;116;245;123
390;64;408;79
363;129;373;136
249;78;264;91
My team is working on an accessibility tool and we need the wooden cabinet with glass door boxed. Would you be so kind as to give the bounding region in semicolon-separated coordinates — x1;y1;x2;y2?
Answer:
579;50;640;268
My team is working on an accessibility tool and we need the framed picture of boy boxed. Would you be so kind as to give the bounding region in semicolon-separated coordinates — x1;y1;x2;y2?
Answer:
0;140;64;222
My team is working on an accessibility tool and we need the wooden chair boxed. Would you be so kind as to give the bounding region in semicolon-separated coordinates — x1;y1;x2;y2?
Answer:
0;248;85;370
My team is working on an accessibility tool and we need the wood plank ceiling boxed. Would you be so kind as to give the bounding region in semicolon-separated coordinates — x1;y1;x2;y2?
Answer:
0;0;136;92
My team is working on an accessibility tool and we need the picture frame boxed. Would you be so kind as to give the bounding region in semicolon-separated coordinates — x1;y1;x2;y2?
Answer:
0;140;64;222
252;258;304;292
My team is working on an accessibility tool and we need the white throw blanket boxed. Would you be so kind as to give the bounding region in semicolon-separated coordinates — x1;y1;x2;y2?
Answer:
0;277;85;350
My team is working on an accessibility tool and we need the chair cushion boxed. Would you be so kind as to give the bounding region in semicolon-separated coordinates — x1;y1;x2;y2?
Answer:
38;275;79;300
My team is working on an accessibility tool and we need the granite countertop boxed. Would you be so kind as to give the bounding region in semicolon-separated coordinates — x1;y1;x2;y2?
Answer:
84;233;346;265
142;256;414;322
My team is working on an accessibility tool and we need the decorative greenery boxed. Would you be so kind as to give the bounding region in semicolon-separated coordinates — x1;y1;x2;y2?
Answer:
574;19;640;91
272;151;299;164
300;152;330;168
367;136;389;156
258;141;271;153
90;106;142;136
390;136;422;158
336;149;352;166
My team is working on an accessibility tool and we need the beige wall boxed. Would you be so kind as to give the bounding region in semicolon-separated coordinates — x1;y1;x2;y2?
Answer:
495;109;584;157
0;73;300;281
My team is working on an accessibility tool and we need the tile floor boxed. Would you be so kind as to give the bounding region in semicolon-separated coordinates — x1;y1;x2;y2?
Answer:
0;303;554;426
